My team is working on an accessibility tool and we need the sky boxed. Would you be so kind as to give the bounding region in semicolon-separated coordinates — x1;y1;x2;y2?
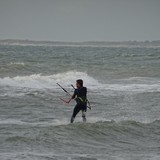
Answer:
0;0;160;42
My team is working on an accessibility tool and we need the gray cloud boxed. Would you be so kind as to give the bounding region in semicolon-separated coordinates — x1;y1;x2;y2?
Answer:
0;0;160;41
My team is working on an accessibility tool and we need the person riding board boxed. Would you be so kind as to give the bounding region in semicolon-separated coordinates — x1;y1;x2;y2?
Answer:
66;79;88;123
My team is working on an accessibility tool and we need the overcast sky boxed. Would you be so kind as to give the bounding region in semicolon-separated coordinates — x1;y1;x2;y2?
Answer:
0;0;160;42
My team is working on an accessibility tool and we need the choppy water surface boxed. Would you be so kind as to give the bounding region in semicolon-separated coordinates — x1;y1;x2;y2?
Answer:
0;44;160;160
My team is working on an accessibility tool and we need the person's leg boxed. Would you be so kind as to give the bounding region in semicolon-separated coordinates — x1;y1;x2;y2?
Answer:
82;110;86;122
81;105;87;122
70;105;81;123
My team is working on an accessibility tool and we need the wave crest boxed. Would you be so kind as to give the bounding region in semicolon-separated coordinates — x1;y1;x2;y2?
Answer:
0;71;100;89
1;71;160;93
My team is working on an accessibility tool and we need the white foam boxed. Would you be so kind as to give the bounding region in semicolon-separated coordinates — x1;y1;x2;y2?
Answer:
97;77;160;93
0;71;100;89
0;118;68;126
0;119;27;125
9;62;25;66
103;83;160;92
1;72;160;93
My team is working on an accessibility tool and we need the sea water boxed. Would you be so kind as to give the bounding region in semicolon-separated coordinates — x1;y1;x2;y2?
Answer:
0;43;160;160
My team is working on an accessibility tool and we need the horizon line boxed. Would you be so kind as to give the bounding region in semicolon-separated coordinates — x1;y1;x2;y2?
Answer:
0;39;160;43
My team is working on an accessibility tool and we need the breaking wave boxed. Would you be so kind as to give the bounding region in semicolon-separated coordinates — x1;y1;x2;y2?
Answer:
0;71;100;89
0;71;160;93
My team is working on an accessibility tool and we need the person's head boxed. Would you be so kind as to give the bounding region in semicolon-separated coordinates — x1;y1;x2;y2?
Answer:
76;79;83;88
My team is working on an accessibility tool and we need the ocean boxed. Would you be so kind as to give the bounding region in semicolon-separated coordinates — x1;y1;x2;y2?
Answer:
0;43;160;160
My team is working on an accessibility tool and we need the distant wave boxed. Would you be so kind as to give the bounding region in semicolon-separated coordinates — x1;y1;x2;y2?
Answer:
1;39;160;48
8;62;25;66
0;62;26;73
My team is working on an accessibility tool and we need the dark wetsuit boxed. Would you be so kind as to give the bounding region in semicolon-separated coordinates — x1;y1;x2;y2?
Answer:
71;87;87;123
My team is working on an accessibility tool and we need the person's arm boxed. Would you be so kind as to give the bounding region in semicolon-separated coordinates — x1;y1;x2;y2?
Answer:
65;97;73;104
65;90;76;104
